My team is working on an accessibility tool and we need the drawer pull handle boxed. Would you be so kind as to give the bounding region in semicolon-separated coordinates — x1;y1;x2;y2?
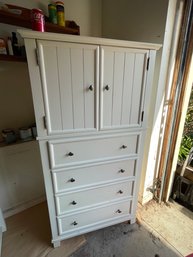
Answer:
119;169;125;173
69;178;76;183
71;201;77;205
67;152;74;156
89;85;94;91
121;145;127;149
118;190;123;194
72;221;78;226
104;85;110;91
116;209;122;214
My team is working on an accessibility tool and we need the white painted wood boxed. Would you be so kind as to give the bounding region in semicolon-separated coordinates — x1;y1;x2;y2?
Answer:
52;159;136;193
49;134;139;169
18;30;161;50
21;32;159;246
55;180;133;215
0;141;45;215
24;39;46;137
57;199;131;235
101;46;148;129
37;41;98;134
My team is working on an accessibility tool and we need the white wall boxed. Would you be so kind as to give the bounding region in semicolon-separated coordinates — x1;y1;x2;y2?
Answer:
102;0;169;203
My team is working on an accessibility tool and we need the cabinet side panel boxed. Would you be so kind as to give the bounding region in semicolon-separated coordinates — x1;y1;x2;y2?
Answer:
24;39;46;137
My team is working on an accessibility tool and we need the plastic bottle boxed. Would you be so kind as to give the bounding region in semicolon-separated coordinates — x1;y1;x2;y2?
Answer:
56;1;65;27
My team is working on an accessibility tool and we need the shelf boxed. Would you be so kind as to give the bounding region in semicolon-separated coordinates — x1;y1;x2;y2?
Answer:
0;54;26;62
0;4;80;35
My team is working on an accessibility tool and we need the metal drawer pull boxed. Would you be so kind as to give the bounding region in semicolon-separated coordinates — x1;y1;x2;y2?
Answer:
118;190;123;194
67;152;74;156
116;209;122;214
104;85;110;91
89;85;94;91
119;169;125;173
69;178;75;183
71;201;77;205
72;221;78;226
121;145;127;149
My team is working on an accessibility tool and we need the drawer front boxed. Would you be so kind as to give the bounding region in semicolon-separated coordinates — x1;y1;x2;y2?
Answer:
56;181;133;215
52;159;136;193
58;200;131;235
49;134;139;169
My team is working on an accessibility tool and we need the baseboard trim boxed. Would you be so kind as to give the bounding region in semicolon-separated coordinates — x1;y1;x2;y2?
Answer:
3;196;46;218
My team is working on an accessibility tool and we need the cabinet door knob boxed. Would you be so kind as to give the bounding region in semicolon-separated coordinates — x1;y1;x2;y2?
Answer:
118;190;123;194
116;209;122;214
68;152;74;156
119;169;125;173
104;85;110;91
71;200;77;205
121;145;127;149
88;85;94;91
72;221;78;226
69;178;75;183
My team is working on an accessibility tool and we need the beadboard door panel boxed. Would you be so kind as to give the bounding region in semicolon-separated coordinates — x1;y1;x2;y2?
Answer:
100;46;149;130
37;40;99;135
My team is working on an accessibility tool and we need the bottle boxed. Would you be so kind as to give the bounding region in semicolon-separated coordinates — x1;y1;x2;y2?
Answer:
11;32;20;56
48;4;57;24
56;1;65;27
7;37;13;55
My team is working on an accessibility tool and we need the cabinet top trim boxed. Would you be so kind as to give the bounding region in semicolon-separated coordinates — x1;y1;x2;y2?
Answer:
18;29;162;51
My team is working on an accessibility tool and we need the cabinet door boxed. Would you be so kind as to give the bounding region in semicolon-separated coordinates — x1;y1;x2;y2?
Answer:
100;46;149;130
37;40;99;135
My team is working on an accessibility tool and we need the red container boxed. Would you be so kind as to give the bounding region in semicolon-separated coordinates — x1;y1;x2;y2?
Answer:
31;8;45;32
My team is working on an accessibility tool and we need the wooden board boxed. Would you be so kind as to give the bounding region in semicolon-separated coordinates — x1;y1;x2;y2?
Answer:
2;202;86;257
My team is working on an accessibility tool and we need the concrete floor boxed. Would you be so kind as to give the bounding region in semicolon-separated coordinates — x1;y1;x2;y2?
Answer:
139;200;193;257
69;222;181;257
70;200;193;257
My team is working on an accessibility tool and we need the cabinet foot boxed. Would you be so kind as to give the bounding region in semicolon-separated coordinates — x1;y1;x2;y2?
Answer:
53;241;61;248
129;217;136;224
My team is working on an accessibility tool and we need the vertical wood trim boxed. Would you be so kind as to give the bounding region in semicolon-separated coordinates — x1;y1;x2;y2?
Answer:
163;13;193;201
157;0;193;201
24;39;46;137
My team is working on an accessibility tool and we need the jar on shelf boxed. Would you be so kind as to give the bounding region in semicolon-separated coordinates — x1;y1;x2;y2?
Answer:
55;1;65;27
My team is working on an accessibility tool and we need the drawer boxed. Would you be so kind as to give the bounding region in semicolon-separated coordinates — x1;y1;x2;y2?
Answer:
52;159;136;193
57;200;131;235
55;180;133;215
49;134;139;169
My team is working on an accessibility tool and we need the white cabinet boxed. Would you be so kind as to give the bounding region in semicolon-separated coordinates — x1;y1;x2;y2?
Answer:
19;30;160;247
